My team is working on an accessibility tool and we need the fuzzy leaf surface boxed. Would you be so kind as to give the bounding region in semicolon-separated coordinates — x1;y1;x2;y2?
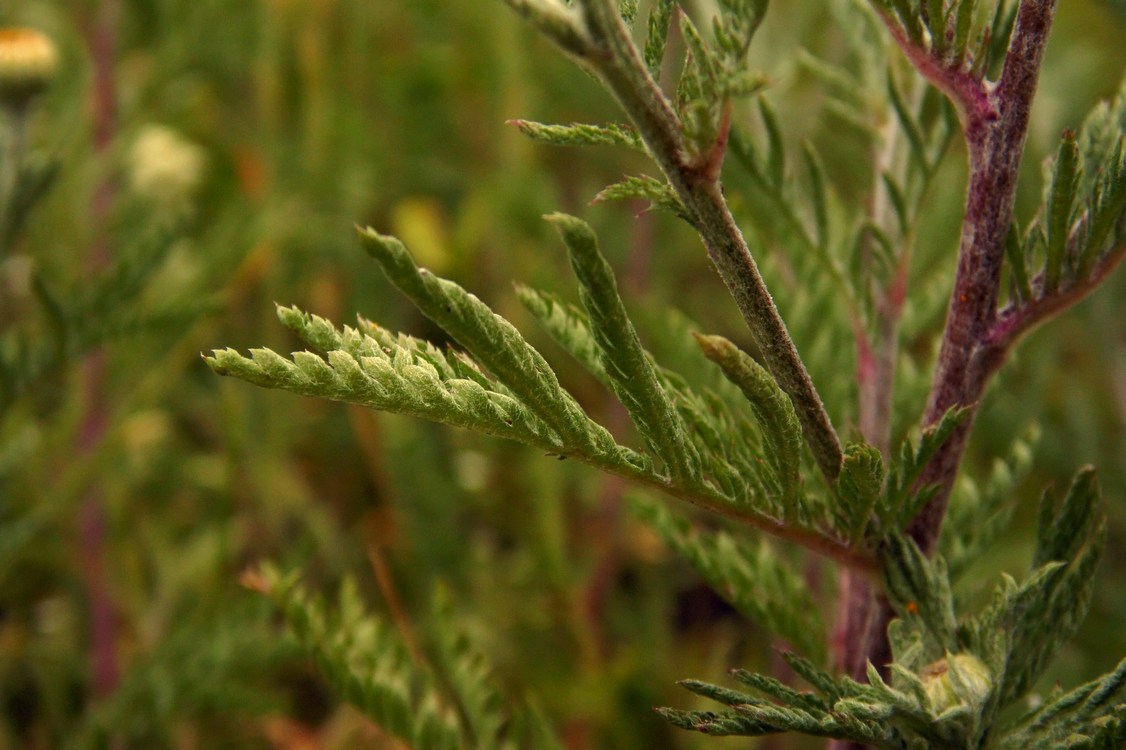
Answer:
549;213;701;483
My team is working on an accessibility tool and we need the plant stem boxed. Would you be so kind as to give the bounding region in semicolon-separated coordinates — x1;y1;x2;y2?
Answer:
980;242;1126;361
573;0;844;482
909;0;1059;554
836;8;1060;742
80;0;121;703
597;449;879;576
836;103;912;693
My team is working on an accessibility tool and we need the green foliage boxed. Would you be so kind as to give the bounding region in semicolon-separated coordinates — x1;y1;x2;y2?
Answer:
632;497;825;662
940;424;1038;579
548;212;701;483
70;604;292;749
669;468;1114;747
879;407;970;528
209;1;1124;745
252;567;561;750
836;442;886;545
358;227;621;459
207;231;845;542
1000;659;1126;749
883;468;1109;741
870;0;1017;71
508;120;644;151
693;333;803;513
2;0;1121;748
643;0;676;79
1007;77;1126;308
592;174;688;217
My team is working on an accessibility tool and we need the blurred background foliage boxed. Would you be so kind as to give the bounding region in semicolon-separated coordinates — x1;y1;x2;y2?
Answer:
0;0;1121;748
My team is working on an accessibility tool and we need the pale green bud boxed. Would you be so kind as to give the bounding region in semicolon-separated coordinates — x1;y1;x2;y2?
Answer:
921;653;993;712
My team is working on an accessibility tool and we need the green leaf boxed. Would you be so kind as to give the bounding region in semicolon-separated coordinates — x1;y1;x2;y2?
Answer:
880;172;910;235
515;285;609;387
802;141;831;251
253;568;562;750
644;0;676;80
880;533;959;653
1005;222;1033;303
882;407;970;527
678;12;721;97
254;569;462;750
1002;660;1126;749
676;12;724;148
984;468;1105;707
712;0;768;63
207;308;562;452
500;0;591;57
941;424;1038;578
658;693;890;742
887;69;930;178
892;0;925;45
694;334;804;513
1079;138;1126;275
1044;129;1080;293
547;213;701;483
618;0;638;24
358;228;618;458
678;679;760;707
797;49;868;111
953;0;978;62
592;174;687;216
925;0;947;56
732;668;830;712
984;0;1018;73
724;69;769;99
509;120;644;150
759;98;786;189
837;442;886;544
1033;466;1101;569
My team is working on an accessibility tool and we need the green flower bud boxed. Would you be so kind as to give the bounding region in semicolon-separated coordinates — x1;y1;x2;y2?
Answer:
921;653;993;712
0;28;58;109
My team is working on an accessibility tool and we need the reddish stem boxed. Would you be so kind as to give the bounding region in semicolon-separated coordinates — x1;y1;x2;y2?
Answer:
908;0;1059;554
874;8;996;124
832;8;1062;748
80;0;121;701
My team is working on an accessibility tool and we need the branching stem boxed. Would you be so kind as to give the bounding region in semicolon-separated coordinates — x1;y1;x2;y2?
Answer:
872;6;995;124
598;452;879;576
909;0;1059;553
571;0;844;482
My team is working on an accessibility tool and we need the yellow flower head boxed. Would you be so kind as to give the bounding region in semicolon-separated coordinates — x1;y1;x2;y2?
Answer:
0;28;58;108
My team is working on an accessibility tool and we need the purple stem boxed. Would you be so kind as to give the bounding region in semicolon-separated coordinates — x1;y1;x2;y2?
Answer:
80;0;120;701
832;6;1061;747
908;0;1058;554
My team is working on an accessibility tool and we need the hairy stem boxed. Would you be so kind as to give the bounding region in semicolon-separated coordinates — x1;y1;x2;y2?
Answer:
572;0;844;481
588;447;879;576
835;8;1060;742
909;0;1058;554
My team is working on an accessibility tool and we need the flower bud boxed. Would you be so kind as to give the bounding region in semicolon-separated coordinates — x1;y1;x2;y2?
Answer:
0;28;58;109
921;653;992;712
